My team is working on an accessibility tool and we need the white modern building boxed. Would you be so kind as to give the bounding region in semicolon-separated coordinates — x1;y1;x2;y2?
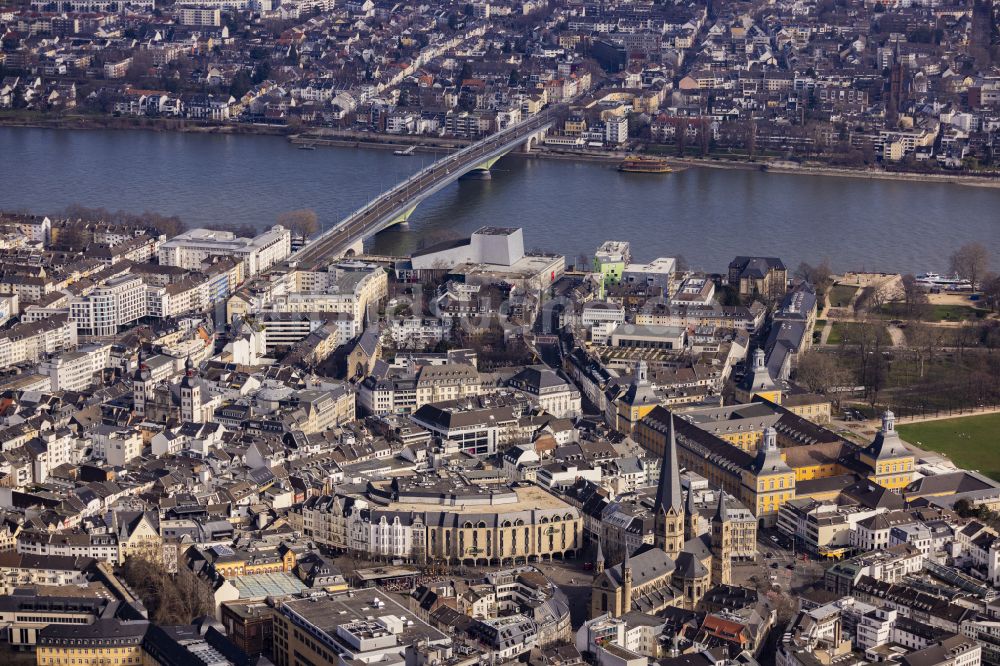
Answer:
177;6;221;25
258;312;356;352
0;314;77;369
40;344;111;391
410;227;525;270
580;301;626;330
622;257;676;295
158;226;291;277
70;276;147;337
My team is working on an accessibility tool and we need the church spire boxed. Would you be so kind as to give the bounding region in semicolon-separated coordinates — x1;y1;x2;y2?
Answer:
595;540;605;575
133;348;149;382
714;490;730;523
686;484;698;516
622;547;633;612
654;412;683;516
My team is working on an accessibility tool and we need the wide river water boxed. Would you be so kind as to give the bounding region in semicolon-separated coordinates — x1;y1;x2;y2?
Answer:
2;127;998;272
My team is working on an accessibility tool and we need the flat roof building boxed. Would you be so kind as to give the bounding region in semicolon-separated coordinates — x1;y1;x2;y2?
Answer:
158;226;290;277
273;589;450;666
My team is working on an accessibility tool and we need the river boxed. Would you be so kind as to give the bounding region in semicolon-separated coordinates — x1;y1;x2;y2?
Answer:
2;126;998;272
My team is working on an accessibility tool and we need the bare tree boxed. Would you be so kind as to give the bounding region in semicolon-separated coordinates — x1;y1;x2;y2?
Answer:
853;319;888;407
980;272;1000;312
278;208;320;244
794;350;850;394
953;323;979;361
57;225;89;250
856;283;891;316
795;260;834;293
121;556;214;625
900;274;930;319
906;322;942;378
950;242;990;289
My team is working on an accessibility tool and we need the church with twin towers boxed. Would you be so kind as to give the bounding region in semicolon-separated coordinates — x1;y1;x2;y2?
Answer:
590;413;758;619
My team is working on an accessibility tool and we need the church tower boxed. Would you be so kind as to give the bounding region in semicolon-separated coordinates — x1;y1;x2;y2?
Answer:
654;413;685;557
595;540;605;575
622;549;633;613
685;485;700;541
712;491;734;585
180;357;202;423
133;350;154;417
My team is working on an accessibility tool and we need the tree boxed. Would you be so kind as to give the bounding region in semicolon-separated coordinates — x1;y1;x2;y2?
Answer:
795;260;834;293
851;319;888;407
58;225;88;250
906;322;941;378
794;350;850;394
900;274;929;318
278;209;319;244
125;51;155;81
121;557;214;625
982;273;1000;312
855;283;891;316
950;242;990;289
228;70;253;98
252;60;271;85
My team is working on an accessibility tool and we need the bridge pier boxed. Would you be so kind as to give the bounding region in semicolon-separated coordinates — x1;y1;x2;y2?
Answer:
385;204;418;228
521;128;548;153
460;153;505;180
340;238;364;258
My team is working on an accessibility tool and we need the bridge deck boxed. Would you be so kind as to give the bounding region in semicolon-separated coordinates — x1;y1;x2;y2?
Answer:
290;107;560;267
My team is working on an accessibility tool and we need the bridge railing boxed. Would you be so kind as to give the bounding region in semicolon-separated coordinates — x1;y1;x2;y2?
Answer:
349;106;556;215
294;106;560;260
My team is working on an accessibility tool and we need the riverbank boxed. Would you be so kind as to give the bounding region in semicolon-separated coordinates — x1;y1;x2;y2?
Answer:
292;128;1000;186
0;113;294;135
518;148;1000;187
3;112;1000;186
664;155;1000;188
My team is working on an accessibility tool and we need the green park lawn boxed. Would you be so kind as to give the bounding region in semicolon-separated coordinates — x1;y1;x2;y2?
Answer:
883;302;986;322
897;413;1000;480
827;285;858;309
826;321;890;346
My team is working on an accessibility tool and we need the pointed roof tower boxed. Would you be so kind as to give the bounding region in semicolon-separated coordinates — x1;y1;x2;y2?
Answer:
654;413;683;515
865;409;909;460
751;426;791;475
713;490;730;523
739;347;776;393
181;356;197;389
133;348;150;382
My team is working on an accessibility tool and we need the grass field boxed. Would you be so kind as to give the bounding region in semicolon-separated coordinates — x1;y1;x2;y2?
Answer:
827;285;858;309
827;321;890;346
883;302;987;322
898;413;1000;480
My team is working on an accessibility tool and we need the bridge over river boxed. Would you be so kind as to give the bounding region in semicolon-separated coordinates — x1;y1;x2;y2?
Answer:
290;105;561;267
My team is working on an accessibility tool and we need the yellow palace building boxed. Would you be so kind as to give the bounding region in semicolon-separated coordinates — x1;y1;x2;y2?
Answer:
637;405;915;527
